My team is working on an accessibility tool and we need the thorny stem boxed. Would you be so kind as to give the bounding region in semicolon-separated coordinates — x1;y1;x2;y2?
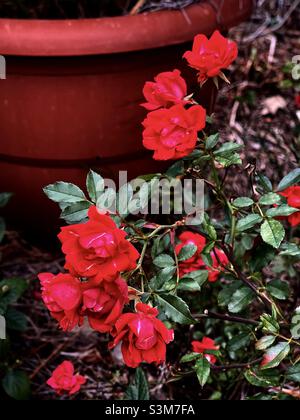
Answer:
212;358;262;371
276;333;300;347
170;358;262;382
194;310;259;326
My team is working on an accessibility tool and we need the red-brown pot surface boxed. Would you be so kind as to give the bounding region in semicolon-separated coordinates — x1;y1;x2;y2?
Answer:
0;0;253;240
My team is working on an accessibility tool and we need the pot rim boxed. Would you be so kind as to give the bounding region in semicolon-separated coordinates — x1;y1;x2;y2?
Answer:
0;0;253;57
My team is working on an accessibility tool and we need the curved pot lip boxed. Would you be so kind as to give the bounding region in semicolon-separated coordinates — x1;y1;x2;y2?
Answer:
0;1;253;57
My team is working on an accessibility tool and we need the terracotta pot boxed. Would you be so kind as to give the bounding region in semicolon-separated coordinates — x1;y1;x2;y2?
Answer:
0;0;253;239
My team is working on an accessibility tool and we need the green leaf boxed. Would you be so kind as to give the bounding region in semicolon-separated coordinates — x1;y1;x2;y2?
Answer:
180;353;201;363
166;160;185;177
195;356;211;387
213;142;243;156
260;314;280;334
43;182;86;204
227;332;251;352
261;342;290;370
255;336;276;351
218;281;243;307
96;188;116;214
202;215;218;241
86;170;104;203
156;294;195;325
280;243;300;257
244;368;279;387
266;280;290;300
236;214;263;232
150;267;176;291
228;287;255;313
256;173;273;193
183;149;203;161
277;168;300;191
178;270;208;292
177;278;200;292
153;254;175;268
5;307;28;332
286;364;300;382
260;219;285;249
215;153;242;168
2;370;31;400
259;193;282;206
233;197;254;208
0;278;27;315
177;244;197;262
125;368;149;401
181;270;208;286
206;133;219;150
266;205;299;217
60;201;91;224
0;192;13;208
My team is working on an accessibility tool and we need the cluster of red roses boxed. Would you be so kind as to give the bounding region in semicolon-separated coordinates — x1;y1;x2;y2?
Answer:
142;30;238;161
39;206;174;385
44;30;239;395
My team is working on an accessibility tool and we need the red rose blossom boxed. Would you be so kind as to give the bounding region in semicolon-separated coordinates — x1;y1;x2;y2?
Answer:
183;30;238;84
295;94;300;109
109;303;174;368
143;104;206;160
192;337;219;364
280;186;300;227
176;231;206;276
38;272;83;332
141;69;188;111
82;276;129;333
58;206;139;281
47;361;86;395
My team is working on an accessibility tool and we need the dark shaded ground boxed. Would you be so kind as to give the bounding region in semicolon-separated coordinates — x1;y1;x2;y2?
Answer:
0;0;199;18
1;0;300;400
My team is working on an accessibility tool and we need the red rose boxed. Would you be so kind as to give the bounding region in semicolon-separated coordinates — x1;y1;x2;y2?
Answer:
38;272;83;332
82;276;129;333
109;303;174;368
141;69;188;111
183;30;238;84
207;248;229;283
295;94;300;109
176;232;206;276
58;206;139;281
192;337;219;364
47;361;86;395
143;104;206;160
280;186;300;227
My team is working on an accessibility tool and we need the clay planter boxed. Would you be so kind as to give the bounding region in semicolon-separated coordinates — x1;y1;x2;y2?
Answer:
0;0;253;238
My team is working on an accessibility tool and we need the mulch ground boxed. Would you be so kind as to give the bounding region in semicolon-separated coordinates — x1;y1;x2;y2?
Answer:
1;0;300;400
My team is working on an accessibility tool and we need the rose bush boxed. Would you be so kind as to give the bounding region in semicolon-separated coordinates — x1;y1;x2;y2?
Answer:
41;30;300;400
